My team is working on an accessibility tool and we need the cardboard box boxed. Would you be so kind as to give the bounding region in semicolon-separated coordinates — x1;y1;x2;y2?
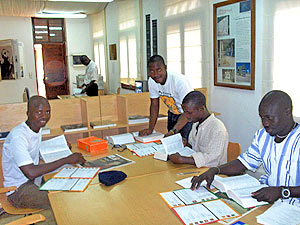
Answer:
77;136;108;152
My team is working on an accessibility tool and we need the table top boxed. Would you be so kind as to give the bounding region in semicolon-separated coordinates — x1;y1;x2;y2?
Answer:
48;159;270;225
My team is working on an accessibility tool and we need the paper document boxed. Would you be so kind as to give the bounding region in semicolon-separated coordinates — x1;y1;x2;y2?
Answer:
40;178;92;192
53;167;100;179
176;176;207;189
256;200;300;225
40;135;72;163
107;133;135;145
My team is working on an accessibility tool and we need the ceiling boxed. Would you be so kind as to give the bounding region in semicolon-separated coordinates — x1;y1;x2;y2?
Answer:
0;0;108;17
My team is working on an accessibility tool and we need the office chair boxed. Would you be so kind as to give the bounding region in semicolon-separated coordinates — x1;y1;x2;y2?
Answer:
227;142;241;162
5;214;45;225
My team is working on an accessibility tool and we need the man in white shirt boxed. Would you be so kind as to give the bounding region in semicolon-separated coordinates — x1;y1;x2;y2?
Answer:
2;96;85;209
191;90;300;207
169;91;228;167
139;55;194;139
79;55;99;96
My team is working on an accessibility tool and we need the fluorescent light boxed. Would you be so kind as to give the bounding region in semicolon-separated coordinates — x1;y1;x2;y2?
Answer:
48;0;113;2
36;12;87;18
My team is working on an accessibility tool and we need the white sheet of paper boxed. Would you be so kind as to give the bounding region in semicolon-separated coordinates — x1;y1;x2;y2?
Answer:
40;178;78;191
173;187;218;205
161;133;184;154
176;177;207;189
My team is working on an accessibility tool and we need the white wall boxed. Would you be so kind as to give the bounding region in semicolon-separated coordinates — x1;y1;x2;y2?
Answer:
65;18;93;95
210;0;264;153
0;16;37;104
105;2;121;94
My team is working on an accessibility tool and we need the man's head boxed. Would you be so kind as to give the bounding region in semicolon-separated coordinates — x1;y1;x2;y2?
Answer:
259;90;293;136
148;55;167;85
80;55;91;66
182;91;209;123
26;96;51;132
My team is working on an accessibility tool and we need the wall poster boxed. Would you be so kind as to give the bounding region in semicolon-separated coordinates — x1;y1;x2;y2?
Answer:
0;39;17;80
213;0;255;90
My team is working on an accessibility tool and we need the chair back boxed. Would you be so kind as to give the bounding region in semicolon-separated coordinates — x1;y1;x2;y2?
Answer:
227;142;241;162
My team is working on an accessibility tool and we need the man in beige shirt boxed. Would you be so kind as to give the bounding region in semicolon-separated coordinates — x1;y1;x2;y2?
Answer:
169;91;228;168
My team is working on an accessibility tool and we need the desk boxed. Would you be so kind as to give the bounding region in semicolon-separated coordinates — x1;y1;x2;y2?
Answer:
48;157;269;225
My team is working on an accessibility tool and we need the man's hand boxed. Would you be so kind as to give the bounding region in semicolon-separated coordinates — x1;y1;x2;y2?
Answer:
169;153;183;164
191;167;219;190
139;128;153;136
164;130;175;137
251;186;282;203
65;153;86;165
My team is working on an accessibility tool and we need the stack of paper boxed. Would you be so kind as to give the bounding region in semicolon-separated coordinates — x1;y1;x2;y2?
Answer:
107;133;135;145
128;115;149;124
135;132;164;143
256;201;300;225
61;123;88;133
90;120;117;129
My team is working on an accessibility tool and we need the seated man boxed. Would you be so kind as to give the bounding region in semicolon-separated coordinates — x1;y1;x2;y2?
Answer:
191;90;300;206
2;95;85;209
79;55;99;96
169;91;228;168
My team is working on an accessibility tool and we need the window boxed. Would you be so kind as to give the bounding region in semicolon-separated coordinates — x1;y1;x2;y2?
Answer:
32;18;65;43
161;0;208;89
118;0;140;85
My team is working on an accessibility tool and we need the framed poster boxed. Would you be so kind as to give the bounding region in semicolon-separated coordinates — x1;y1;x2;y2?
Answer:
213;0;255;90
0;39;17;80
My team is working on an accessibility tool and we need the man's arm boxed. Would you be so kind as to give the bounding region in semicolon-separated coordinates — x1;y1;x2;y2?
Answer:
169;153;195;165
139;98;159;136
191;159;247;190
164;112;189;137
81;80;96;94
20;153;85;181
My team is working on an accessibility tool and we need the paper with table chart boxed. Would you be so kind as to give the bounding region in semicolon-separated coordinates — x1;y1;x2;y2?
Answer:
40;135;72;163
53;167;101;179
256;200;300;225
160;187;218;208
154;133;196;161
172;199;240;225
39;178;92;192
126;142;165;157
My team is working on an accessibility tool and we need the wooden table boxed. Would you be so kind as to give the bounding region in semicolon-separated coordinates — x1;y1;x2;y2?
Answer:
48;150;269;225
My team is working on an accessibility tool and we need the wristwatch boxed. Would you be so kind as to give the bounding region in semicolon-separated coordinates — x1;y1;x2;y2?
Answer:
170;128;178;134
281;187;290;199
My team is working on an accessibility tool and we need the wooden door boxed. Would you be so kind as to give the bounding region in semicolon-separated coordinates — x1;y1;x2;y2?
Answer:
42;43;69;99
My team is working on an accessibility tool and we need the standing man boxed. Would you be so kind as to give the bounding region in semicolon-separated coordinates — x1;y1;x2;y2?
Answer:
2;96;85;209
139;55;193;139
169;91;228;168
191;90;300;207
79;55;99;96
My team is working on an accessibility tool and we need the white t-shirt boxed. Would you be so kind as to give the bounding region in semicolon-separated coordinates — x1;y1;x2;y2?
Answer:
2;122;42;193
84;60;99;85
148;71;193;114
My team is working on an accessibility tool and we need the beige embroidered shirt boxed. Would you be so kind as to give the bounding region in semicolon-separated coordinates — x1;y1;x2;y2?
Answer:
188;114;228;168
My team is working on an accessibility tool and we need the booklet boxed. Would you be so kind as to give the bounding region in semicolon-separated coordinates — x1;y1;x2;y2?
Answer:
84;154;135;172
153;133;196;161
40;177;92;192
212;174;269;208
107;133;135;145
90;120;117;129
160;187;218;208
53;167;101;179
172;199;240;225
126;142;164;157
40;135;72;163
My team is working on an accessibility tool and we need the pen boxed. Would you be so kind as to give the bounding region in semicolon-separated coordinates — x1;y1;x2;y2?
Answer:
177;171;200;175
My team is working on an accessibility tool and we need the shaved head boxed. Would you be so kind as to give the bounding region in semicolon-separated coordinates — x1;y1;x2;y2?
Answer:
259;90;292;113
182;91;207;109
27;95;49;113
